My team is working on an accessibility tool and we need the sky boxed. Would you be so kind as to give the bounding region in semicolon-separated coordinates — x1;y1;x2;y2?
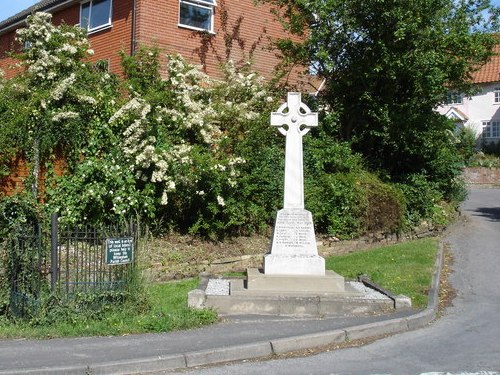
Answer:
2;0;500;23
0;0;39;23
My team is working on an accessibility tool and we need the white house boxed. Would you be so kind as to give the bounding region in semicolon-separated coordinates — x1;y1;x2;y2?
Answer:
437;45;500;144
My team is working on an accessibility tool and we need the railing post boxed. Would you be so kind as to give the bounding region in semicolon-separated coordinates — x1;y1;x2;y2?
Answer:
50;212;58;292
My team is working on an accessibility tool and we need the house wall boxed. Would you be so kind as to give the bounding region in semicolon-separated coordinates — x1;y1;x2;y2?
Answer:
0;0;134;78
135;0;301;81
0;155;67;199
0;0;299;82
438;82;500;139
0;30;18;78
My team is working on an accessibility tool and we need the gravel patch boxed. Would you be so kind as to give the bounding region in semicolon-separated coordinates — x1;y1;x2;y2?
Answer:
346;281;391;300
205;279;390;300
206;279;231;296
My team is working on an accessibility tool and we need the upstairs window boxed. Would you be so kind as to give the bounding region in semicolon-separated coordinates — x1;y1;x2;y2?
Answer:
446;91;463;105
494;87;500;103
179;0;216;32
80;0;112;33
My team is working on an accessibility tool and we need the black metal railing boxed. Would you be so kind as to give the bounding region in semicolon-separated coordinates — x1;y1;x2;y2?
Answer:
52;213;138;296
8;213;141;317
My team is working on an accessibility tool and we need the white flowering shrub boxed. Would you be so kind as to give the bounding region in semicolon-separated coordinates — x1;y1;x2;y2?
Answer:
41;45;285;236
111;51;284;237
1;18;404;239
0;13;117;200
0;15;286;237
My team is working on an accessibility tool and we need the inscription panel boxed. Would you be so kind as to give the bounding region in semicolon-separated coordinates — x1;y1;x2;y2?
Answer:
271;209;318;256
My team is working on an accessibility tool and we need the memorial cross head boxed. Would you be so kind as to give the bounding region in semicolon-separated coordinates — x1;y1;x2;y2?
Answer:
270;92;318;136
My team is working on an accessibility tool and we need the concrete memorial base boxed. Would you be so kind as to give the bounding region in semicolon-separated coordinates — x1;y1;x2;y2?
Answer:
246;268;345;294
188;269;406;317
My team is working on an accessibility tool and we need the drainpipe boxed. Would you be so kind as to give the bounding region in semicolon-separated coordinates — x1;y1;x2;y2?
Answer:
131;0;137;55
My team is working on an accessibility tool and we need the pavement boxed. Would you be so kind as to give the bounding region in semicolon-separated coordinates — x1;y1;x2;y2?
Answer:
0;242;444;375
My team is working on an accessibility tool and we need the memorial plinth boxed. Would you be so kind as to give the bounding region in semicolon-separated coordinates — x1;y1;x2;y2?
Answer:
264;209;324;275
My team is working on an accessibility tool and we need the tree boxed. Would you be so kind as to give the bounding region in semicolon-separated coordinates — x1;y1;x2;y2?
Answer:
266;0;499;193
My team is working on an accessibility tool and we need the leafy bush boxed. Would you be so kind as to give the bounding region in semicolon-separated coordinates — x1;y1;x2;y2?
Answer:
306;172;365;238
0;194;46;318
397;174;444;227
469;152;500;168
456;126;478;164
359;173;405;234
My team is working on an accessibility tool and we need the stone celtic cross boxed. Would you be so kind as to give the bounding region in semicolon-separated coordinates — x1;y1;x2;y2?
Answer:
271;92;318;209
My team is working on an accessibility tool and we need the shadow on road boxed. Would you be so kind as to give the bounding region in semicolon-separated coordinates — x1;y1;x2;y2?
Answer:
472;207;500;221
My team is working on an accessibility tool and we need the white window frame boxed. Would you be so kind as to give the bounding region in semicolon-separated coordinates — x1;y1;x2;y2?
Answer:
482;120;500;139
178;0;216;33
446;91;463;105
80;0;113;34
494;87;500;104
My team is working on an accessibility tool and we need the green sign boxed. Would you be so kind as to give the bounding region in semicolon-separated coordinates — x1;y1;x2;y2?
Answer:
105;237;134;265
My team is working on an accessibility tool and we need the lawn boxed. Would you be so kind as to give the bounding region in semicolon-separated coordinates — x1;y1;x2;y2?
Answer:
326;237;438;308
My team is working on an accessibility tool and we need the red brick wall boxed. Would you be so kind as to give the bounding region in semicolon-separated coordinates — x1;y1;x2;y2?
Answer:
135;0;303;80
82;0;134;74
0;26;22;78
0;156;67;199
0;1;134;77
463;167;500;185
0;0;304;80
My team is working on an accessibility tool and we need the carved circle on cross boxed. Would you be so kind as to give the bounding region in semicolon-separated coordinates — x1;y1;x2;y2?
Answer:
274;100;315;137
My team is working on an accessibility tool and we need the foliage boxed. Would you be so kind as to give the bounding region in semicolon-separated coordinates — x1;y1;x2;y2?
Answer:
265;0;498;201
359;173;405;234
0;11;471;245
456;126;478;164
48;46;283;237
469;151;500;167
0;194;46;317
303;126;405;238
327;237;439;308
0;13;118;199
394;173;462;228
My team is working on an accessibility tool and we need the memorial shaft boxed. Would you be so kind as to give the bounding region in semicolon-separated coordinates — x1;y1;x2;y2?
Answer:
270;92;318;209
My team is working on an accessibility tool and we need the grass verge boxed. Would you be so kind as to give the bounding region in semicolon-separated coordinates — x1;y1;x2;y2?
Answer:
0;279;217;339
326;237;438;309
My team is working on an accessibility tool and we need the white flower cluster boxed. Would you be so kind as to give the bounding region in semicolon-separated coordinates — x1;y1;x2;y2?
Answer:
52;111;79;122
51;73;76;101
165;56;222;145
16;13;91;83
106;54;267;211
113;97;187;206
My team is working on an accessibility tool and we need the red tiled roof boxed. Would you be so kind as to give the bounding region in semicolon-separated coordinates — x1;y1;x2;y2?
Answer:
472;44;500;84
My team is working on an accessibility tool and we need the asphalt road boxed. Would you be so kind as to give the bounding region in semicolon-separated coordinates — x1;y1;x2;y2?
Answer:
179;188;500;375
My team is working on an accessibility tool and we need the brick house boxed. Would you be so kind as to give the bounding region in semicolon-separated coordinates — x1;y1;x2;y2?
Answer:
0;0;300;80
437;44;500;145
